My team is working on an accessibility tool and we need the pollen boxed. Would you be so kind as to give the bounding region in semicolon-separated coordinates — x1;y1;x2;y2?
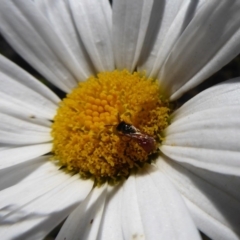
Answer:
51;70;170;182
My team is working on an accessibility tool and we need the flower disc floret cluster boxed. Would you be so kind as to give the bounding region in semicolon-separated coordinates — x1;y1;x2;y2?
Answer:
51;70;170;182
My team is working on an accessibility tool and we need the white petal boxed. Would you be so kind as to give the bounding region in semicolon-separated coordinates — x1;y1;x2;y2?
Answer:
135;166;200;240
161;107;240;176
16;158;61;184
112;0;154;71
69;0;114;72
0;143;51;170
0;147;11;152
185;198;239;240
0;168;70;211
173;78;240;121
35;0;96;78
159;1;240;100
0;55;59;120
0;113;52;145
139;0;204;75
121;175;144;240
0;113;50;133
0;130;51;145
162;78;240;176
0;0;82;92
3;157;76;187
0;156;48;191
0;173;93;239
97;184;123;240
56;184;107;240
0;98;52;128
157;157;240;239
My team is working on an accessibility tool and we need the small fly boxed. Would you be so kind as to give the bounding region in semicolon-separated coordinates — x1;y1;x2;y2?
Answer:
115;120;157;154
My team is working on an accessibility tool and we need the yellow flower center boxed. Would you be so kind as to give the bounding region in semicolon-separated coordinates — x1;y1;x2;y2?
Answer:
51;70;170;183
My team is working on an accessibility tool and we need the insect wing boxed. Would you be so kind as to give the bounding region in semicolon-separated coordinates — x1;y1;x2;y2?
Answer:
130;133;156;153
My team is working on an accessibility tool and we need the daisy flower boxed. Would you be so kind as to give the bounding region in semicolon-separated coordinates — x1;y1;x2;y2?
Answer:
0;0;240;239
